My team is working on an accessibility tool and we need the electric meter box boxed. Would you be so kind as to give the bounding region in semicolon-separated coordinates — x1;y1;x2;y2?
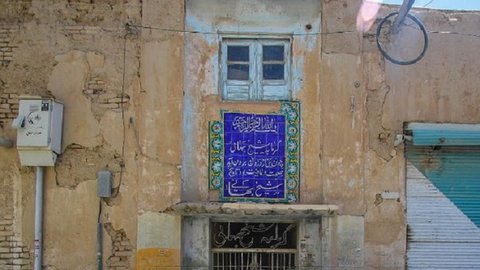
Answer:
14;97;64;166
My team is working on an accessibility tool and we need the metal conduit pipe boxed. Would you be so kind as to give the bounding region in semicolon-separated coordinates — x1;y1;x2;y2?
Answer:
393;0;415;33
34;166;44;270
97;201;103;270
0;136;13;148
97;222;103;270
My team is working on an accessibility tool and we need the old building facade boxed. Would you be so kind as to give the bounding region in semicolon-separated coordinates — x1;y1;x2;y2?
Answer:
0;0;479;269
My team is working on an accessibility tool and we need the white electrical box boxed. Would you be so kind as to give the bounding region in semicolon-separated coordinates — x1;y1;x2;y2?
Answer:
13;97;64;166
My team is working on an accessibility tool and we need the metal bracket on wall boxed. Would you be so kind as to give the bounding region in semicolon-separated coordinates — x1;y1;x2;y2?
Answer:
394;134;412;146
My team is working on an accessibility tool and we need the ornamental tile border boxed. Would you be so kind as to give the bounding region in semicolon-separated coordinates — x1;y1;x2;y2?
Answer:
208;101;301;203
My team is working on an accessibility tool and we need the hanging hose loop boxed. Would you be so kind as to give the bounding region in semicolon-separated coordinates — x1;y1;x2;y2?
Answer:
376;11;429;65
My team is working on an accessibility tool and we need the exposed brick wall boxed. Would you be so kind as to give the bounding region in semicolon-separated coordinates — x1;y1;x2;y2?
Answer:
0;216;32;270
0;28;18;67
84;77;106;96
0;167;31;269
83;77;131;112
0;1;33;24
0;92;19;128
105;223;133;270
63;25;101;42
98;93;130;110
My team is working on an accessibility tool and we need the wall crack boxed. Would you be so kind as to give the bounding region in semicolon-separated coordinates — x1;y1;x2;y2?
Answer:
366;82;396;161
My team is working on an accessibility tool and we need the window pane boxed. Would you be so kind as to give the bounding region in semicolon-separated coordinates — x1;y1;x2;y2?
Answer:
263;45;284;61
227;46;249;62
263;64;284;80
227;64;249;80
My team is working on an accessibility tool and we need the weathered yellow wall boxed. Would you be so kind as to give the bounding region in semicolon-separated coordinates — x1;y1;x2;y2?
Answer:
134;0;184;269
0;0;479;269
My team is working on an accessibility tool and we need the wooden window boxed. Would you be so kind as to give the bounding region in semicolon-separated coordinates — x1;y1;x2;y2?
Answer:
221;38;291;101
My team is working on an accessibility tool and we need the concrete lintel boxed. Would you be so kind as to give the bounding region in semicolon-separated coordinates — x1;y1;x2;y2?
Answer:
171;202;338;218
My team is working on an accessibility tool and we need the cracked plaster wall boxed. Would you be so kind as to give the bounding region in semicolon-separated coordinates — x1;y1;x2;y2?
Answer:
318;1;480;268
0;0;142;269
133;0;184;269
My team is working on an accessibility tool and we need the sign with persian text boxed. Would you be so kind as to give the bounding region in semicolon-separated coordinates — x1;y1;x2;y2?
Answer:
211;222;297;249
209;102;300;202
223;113;286;199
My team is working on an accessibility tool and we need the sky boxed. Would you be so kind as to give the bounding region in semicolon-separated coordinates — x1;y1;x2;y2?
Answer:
371;0;480;11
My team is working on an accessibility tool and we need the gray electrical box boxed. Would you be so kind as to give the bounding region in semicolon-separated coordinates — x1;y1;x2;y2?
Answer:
97;170;112;198
13;97;64;166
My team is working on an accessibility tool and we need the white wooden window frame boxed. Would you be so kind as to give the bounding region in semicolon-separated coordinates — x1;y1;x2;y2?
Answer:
221;38;291;101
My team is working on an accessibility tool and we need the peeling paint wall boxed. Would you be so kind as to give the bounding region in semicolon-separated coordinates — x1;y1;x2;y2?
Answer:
1;0;480;269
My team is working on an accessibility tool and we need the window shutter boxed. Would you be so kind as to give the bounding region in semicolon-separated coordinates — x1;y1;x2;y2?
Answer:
261;85;289;100
223;84;252;100
222;41;254;101
259;40;290;100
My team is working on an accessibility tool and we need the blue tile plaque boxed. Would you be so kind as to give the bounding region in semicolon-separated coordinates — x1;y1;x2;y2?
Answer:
224;113;286;199
209;102;301;202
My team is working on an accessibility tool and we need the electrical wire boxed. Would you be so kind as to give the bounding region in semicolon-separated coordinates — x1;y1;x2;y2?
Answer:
423;0;435;8
86;21;480;41
397;19;480;39
126;22;355;36
113;31;128;198
120;32;127;166
124;22;480;40
428;30;480;39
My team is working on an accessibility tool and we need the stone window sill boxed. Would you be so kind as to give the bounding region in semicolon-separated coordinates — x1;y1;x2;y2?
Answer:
171;202;338;219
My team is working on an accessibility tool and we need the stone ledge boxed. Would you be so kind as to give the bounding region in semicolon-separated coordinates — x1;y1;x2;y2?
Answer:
170;202;338;218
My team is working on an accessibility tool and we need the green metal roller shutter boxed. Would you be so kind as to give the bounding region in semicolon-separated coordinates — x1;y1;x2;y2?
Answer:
405;123;480;269
407;122;480;146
